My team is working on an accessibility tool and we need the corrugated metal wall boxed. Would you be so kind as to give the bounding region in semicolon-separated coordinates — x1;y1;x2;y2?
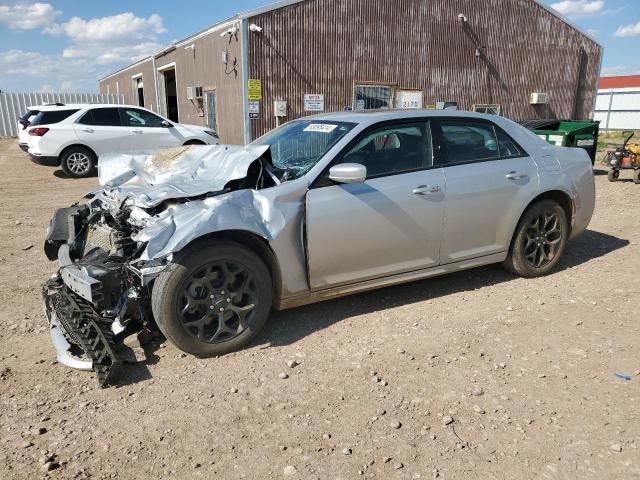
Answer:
594;90;640;130
100;58;158;112
0;92;124;137
247;0;602;139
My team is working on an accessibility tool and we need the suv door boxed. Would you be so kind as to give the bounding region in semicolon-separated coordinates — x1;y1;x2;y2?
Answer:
306;121;446;288
435;118;539;263
73;107;130;156
120;107;182;151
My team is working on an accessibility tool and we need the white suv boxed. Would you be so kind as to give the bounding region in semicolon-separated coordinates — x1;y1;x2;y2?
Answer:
27;104;219;178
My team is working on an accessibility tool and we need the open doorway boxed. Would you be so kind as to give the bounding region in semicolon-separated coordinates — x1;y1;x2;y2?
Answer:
133;76;144;107
162;69;179;122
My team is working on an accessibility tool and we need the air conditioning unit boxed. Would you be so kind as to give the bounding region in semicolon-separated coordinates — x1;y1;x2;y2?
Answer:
187;86;203;100
530;92;549;105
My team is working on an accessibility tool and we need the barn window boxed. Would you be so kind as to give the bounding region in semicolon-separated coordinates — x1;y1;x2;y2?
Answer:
354;84;393;110
473;104;501;115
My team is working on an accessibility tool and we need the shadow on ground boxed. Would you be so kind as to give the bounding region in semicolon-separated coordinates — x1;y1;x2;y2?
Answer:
255;229;629;349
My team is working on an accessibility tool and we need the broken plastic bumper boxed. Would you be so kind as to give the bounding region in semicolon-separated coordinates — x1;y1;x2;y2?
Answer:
42;296;93;371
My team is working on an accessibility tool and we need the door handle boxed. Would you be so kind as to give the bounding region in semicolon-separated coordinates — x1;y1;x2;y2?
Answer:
505;171;527;180
413;185;441;195
132;129;143;134
82;128;94;133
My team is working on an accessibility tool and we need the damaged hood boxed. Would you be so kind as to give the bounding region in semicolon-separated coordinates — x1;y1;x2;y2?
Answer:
96;144;269;208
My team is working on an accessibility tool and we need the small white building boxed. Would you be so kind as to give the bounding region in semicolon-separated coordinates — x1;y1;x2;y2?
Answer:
594;75;640;131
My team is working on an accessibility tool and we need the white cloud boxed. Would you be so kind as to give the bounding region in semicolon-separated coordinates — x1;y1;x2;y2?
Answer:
550;0;604;17
0;49;98;92
62;41;162;65
601;65;640;76
48;12;165;45
614;21;640;37
0;2;61;30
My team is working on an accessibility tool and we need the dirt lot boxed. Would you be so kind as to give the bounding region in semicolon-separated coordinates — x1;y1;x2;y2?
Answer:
0;138;638;480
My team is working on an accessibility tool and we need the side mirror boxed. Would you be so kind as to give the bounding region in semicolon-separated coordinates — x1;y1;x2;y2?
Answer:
161;120;173;128
329;163;367;184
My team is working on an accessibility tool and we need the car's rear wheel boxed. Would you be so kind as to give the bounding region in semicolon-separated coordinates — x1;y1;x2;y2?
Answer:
151;240;273;357
503;200;568;278
60;147;96;178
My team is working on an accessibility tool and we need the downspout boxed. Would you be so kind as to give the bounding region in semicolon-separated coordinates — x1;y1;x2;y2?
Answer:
240;18;252;145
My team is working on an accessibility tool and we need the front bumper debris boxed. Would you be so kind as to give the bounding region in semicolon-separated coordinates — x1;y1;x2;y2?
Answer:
42;275;122;387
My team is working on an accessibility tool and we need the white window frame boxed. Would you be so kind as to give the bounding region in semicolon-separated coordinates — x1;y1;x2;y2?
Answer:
472;104;501;115
156;62;179;120
353;83;395;111
131;73;144;107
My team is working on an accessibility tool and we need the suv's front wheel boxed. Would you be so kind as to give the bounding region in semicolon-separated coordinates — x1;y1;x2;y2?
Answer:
60;146;97;178
151;240;273;357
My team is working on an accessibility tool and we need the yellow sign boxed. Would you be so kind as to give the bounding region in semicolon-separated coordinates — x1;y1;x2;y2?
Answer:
248;79;262;101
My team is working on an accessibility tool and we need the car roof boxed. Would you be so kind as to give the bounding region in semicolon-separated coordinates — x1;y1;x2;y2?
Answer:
305;109;505;125
27;103;145;111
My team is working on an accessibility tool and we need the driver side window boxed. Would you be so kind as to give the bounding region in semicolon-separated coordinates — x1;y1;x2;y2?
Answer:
340;122;432;178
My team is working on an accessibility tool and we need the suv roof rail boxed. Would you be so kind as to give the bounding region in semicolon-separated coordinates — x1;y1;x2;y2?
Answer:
44;102;66;107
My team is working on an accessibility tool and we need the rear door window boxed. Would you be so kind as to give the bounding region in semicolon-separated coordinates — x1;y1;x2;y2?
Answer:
30;109;79;126
78;108;123;127
440;120;500;164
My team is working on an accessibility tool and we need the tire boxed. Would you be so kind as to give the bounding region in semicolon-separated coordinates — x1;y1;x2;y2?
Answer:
60;146;96;178
633;169;640;185
151;240;273;357
503;200;569;278
608;169;619;182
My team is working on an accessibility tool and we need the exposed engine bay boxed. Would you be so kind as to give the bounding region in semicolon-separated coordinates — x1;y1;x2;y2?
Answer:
42;145;283;387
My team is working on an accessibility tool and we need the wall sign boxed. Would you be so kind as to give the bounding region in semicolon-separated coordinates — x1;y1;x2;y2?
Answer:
395;90;423;109
274;100;287;117
248;79;262;101
249;101;260;120
304;94;325;112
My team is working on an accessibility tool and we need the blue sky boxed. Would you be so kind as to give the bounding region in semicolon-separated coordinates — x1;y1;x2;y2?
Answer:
0;0;639;93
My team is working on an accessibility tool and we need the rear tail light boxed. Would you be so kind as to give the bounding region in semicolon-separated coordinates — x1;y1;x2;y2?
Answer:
29;127;49;136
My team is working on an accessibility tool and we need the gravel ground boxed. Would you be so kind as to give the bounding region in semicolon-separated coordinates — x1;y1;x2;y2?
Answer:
0;138;638;479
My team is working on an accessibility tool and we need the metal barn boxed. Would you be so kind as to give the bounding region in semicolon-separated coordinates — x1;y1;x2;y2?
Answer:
99;0;603;144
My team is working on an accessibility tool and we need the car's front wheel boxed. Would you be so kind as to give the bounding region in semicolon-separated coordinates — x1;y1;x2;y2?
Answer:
503;200;568;278
60;147;96;178
151;240;273;357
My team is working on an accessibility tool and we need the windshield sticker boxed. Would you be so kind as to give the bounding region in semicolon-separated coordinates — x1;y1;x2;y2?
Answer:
304;124;338;133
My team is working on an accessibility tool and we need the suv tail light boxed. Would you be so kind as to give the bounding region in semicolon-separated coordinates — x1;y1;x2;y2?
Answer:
29;127;49;136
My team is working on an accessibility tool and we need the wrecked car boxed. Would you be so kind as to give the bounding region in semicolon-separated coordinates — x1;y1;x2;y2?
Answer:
42;111;596;386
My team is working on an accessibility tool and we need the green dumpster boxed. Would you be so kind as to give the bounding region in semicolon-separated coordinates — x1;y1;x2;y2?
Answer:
520;119;600;164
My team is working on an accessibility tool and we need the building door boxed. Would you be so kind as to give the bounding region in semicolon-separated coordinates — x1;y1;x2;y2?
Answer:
135;77;144;107
205;90;218;133
158;67;179;122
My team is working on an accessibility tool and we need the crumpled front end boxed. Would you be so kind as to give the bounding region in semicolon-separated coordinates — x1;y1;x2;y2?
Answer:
41;203;168;387
41;144;282;387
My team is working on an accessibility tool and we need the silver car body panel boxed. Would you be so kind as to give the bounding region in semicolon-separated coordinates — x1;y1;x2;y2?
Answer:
86;110;595;306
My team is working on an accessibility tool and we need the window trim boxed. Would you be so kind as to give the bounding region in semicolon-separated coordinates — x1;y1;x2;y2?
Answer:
353;82;396;111
472;104;501;115
433;118;528;168
311;118;438;189
77;107;123;127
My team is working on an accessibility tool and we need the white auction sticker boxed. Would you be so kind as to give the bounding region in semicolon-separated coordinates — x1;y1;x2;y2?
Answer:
304;124;337;133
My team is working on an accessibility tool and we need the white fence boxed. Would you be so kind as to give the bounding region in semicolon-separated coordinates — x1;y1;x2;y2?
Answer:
594;89;640;131
0;92;124;137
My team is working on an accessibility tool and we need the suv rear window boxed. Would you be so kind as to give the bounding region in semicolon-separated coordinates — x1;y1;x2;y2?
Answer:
78;108;122;127
31;110;79;126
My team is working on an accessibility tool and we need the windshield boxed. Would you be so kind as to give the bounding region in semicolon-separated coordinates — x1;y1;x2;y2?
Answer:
251;119;356;180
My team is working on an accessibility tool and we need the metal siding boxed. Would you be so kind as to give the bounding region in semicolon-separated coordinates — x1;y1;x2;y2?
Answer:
247;0;602;139
0;92;124;137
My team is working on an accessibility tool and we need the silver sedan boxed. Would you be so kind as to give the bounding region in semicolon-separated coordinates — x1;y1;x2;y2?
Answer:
43;110;595;385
